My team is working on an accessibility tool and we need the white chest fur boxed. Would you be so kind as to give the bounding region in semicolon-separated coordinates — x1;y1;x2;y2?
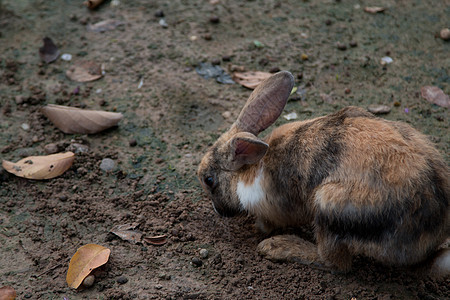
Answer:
237;168;265;211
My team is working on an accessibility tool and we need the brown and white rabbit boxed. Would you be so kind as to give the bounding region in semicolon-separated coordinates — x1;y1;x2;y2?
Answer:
197;71;449;275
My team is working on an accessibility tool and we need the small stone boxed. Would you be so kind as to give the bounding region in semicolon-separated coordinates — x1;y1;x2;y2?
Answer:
211;59;221;65
199;249;209;258
66;143;89;153
209;15;220;24
380;56;393;65
440;28;450;41
222;55;231;62
83;274;95;287
116;275;128;284
336;42;347;51
349;40;358;47
325;19;332;26
269;67;280;73
203;33;212;40
15;95;25;105
345;88;351;94
154;10;164;18
222;111;231;119
61;53;72;61
159;18;168;28
129;139;137;147
100;158;115;172
367;104;391;114
59;194;68;201
301;53;308;60
44;143;59;154
21;123;30;131
191;257;203;267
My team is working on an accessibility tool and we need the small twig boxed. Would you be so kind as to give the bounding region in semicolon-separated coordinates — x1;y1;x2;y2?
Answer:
36;263;63;277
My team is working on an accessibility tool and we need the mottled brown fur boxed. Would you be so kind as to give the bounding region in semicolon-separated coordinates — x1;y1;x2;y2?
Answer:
197;71;449;274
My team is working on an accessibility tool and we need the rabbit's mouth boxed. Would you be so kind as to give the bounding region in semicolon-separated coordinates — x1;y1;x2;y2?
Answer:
212;201;240;217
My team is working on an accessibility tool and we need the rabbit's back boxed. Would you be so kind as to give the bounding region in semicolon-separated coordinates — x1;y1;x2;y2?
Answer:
265;106;449;265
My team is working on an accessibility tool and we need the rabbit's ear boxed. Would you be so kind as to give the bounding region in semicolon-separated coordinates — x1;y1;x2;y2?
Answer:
235;71;294;136
220;133;268;171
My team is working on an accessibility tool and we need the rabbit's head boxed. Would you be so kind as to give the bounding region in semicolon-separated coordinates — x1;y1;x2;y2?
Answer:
197;71;295;217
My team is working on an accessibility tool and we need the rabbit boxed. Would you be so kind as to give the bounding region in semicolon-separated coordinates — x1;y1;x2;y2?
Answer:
197;71;449;275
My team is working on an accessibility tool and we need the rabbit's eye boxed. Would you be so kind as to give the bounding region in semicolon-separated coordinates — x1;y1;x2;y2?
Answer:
204;176;215;188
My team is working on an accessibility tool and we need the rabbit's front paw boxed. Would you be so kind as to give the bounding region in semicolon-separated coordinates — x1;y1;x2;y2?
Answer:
257;235;320;264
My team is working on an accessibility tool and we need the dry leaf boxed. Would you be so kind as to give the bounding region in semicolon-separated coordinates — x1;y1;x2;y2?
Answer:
66;61;102;82
111;224;143;244
143;235;168;246
41;104;123;134
421;86;450;108
39;37;60;64
2;152;74;180
233;71;272;89
364;7;386;14
0;286;17;300
87;19;124;32
66;244;110;289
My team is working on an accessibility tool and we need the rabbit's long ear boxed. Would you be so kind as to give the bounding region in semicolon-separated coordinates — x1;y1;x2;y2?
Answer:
235;71;294;136
219;132;268;171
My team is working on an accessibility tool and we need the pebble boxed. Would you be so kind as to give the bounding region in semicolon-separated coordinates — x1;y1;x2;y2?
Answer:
100;158;115;172
336;42;347;51
66;143;89;153
269;66;280;73
61;53;72;61
349;40;358;47
44;143;59;154
345;88;351;94
367;104;391;114
154;10;164;18
301;53;308;60
116;275;128;284
325;19;332;26
83;274;95;287
211;58;221;65
380;56;393;65
222;111;231;119
191;257;203;267
21;123;30;131
129;138;137;147
159;18;168;28
203;33;212;40
15;95;25;105
199;249;209;258
222;55;231;62
209;16;220;24
440;28;450;41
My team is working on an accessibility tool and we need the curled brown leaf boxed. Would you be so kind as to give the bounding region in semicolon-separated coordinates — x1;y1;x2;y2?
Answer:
233;71;272;89
66;244;110;289
364;7;386;14
143;235;168;246
2;152;75;180
39;37;60;64
41;104;123;134
421;86;450;108
66;61;102;82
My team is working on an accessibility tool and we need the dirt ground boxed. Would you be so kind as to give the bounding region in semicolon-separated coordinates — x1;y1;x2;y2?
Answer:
0;0;449;299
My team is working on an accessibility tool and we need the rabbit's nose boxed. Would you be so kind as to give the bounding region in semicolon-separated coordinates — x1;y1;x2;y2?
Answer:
212;201;239;217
